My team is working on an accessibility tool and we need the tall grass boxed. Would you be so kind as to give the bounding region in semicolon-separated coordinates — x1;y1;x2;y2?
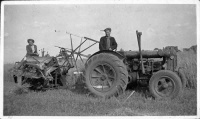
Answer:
177;50;197;89
4;63;15;82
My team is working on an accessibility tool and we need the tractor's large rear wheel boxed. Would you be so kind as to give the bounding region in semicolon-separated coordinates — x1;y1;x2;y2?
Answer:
85;53;128;98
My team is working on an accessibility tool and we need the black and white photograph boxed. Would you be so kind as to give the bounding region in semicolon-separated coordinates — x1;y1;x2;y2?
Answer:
1;0;199;118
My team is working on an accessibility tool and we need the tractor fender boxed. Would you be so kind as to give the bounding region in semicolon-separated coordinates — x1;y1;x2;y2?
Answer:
86;50;125;63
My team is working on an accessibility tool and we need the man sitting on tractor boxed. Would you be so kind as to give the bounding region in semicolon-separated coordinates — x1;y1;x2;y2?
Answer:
99;28;118;51
26;39;39;57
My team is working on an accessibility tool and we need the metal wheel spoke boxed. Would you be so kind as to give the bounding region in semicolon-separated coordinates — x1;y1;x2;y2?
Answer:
96;80;101;85
160;87;166;92
108;75;115;79
158;86;163;92
101;82;104;91
92;77;100;85
157;84;162;90
107;67;115;79
93;79;101;87
107;67;113;75
167;82;173;87
94;67;102;74
107;80;112;87
91;75;102;78
160;78;166;84
101;65;106;73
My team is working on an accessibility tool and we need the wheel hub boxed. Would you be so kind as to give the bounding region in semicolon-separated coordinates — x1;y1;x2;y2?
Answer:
162;83;168;88
156;77;174;97
101;74;107;81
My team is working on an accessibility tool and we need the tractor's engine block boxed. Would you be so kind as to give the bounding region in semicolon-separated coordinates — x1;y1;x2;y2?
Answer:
126;58;164;74
118;46;178;83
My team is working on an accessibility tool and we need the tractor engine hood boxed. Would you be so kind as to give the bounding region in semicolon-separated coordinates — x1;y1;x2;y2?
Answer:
118;48;177;59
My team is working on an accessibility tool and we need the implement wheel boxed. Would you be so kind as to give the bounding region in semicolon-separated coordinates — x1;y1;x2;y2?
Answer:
85;53;128;98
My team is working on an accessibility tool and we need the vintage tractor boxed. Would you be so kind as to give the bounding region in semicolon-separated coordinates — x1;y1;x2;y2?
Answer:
11;30;186;99
84;31;186;99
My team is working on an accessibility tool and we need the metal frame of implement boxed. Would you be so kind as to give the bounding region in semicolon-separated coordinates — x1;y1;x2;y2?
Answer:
62;31;99;71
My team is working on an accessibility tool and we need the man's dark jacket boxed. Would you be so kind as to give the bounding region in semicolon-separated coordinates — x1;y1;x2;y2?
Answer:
26;45;38;56
99;36;117;51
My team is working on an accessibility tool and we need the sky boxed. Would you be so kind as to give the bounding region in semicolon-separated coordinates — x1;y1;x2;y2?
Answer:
3;4;197;63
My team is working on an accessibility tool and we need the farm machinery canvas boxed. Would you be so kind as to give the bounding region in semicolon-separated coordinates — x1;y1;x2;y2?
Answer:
11;30;186;99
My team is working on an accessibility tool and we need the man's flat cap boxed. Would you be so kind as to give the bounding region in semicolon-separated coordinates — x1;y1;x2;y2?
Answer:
101;28;111;32
27;39;34;43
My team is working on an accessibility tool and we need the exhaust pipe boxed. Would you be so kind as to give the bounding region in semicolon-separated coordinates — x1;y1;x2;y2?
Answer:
136;30;145;74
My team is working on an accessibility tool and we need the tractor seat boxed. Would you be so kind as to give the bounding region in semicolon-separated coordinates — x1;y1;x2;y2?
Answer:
26;56;53;64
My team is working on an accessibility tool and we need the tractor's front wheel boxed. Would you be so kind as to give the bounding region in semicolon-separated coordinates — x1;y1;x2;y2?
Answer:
149;70;182;99
85;53;128;98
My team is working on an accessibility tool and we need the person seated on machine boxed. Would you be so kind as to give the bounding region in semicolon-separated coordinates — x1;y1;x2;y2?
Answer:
26;39;50;63
26;39;39;57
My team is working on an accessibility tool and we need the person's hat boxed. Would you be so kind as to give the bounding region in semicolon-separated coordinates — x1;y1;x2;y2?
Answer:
101;28;111;32
27;39;34;43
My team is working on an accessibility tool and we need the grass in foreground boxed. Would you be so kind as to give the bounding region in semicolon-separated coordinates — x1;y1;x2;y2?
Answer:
3;50;197;116
4;81;197;116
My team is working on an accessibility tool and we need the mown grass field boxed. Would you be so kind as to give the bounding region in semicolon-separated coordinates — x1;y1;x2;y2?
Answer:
3;50;197;116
